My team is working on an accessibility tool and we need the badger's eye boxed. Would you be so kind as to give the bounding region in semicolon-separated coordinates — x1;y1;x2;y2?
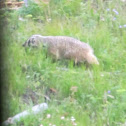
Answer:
32;38;35;44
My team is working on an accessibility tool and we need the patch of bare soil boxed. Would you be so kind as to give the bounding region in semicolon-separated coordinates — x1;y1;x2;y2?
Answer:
22;86;58;105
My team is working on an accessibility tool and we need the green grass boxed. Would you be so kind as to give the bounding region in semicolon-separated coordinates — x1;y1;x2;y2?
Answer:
1;0;126;125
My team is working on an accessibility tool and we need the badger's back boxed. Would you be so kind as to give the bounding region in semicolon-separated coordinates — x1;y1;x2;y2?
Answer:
43;36;92;50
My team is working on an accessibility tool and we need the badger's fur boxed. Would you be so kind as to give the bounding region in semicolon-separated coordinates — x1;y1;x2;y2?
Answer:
22;35;99;65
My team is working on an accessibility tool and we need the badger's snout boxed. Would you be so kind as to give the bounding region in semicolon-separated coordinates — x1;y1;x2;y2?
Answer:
22;40;30;47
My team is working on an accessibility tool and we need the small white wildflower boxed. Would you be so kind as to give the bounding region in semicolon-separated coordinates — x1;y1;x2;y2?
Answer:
47;18;52;22
18;17;25;21
80;2;85;6
71;116;76;122
40;124;43;126
100;74;104;77
49;123;52;126
52;125;56;126
47;114;51;118
26;75;30;78
61;116;65;120
71;118;76;121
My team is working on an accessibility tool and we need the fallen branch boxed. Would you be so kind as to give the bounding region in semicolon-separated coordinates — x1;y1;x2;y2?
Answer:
2;103;48;126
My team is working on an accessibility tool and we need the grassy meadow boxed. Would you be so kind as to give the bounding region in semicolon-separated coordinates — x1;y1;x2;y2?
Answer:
1;0;126;125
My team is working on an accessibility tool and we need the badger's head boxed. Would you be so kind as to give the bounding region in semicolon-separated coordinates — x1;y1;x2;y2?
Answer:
22;37;39;47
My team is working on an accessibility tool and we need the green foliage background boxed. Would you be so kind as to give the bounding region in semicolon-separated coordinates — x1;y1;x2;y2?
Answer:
1;0;126;125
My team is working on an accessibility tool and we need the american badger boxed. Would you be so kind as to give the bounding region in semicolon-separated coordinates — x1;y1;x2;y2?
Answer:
22;35;99;65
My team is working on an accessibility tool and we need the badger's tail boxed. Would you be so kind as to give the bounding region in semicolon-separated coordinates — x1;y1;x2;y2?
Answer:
87;51;99;65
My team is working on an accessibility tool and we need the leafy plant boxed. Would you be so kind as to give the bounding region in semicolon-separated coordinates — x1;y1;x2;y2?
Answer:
18;0;44;18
